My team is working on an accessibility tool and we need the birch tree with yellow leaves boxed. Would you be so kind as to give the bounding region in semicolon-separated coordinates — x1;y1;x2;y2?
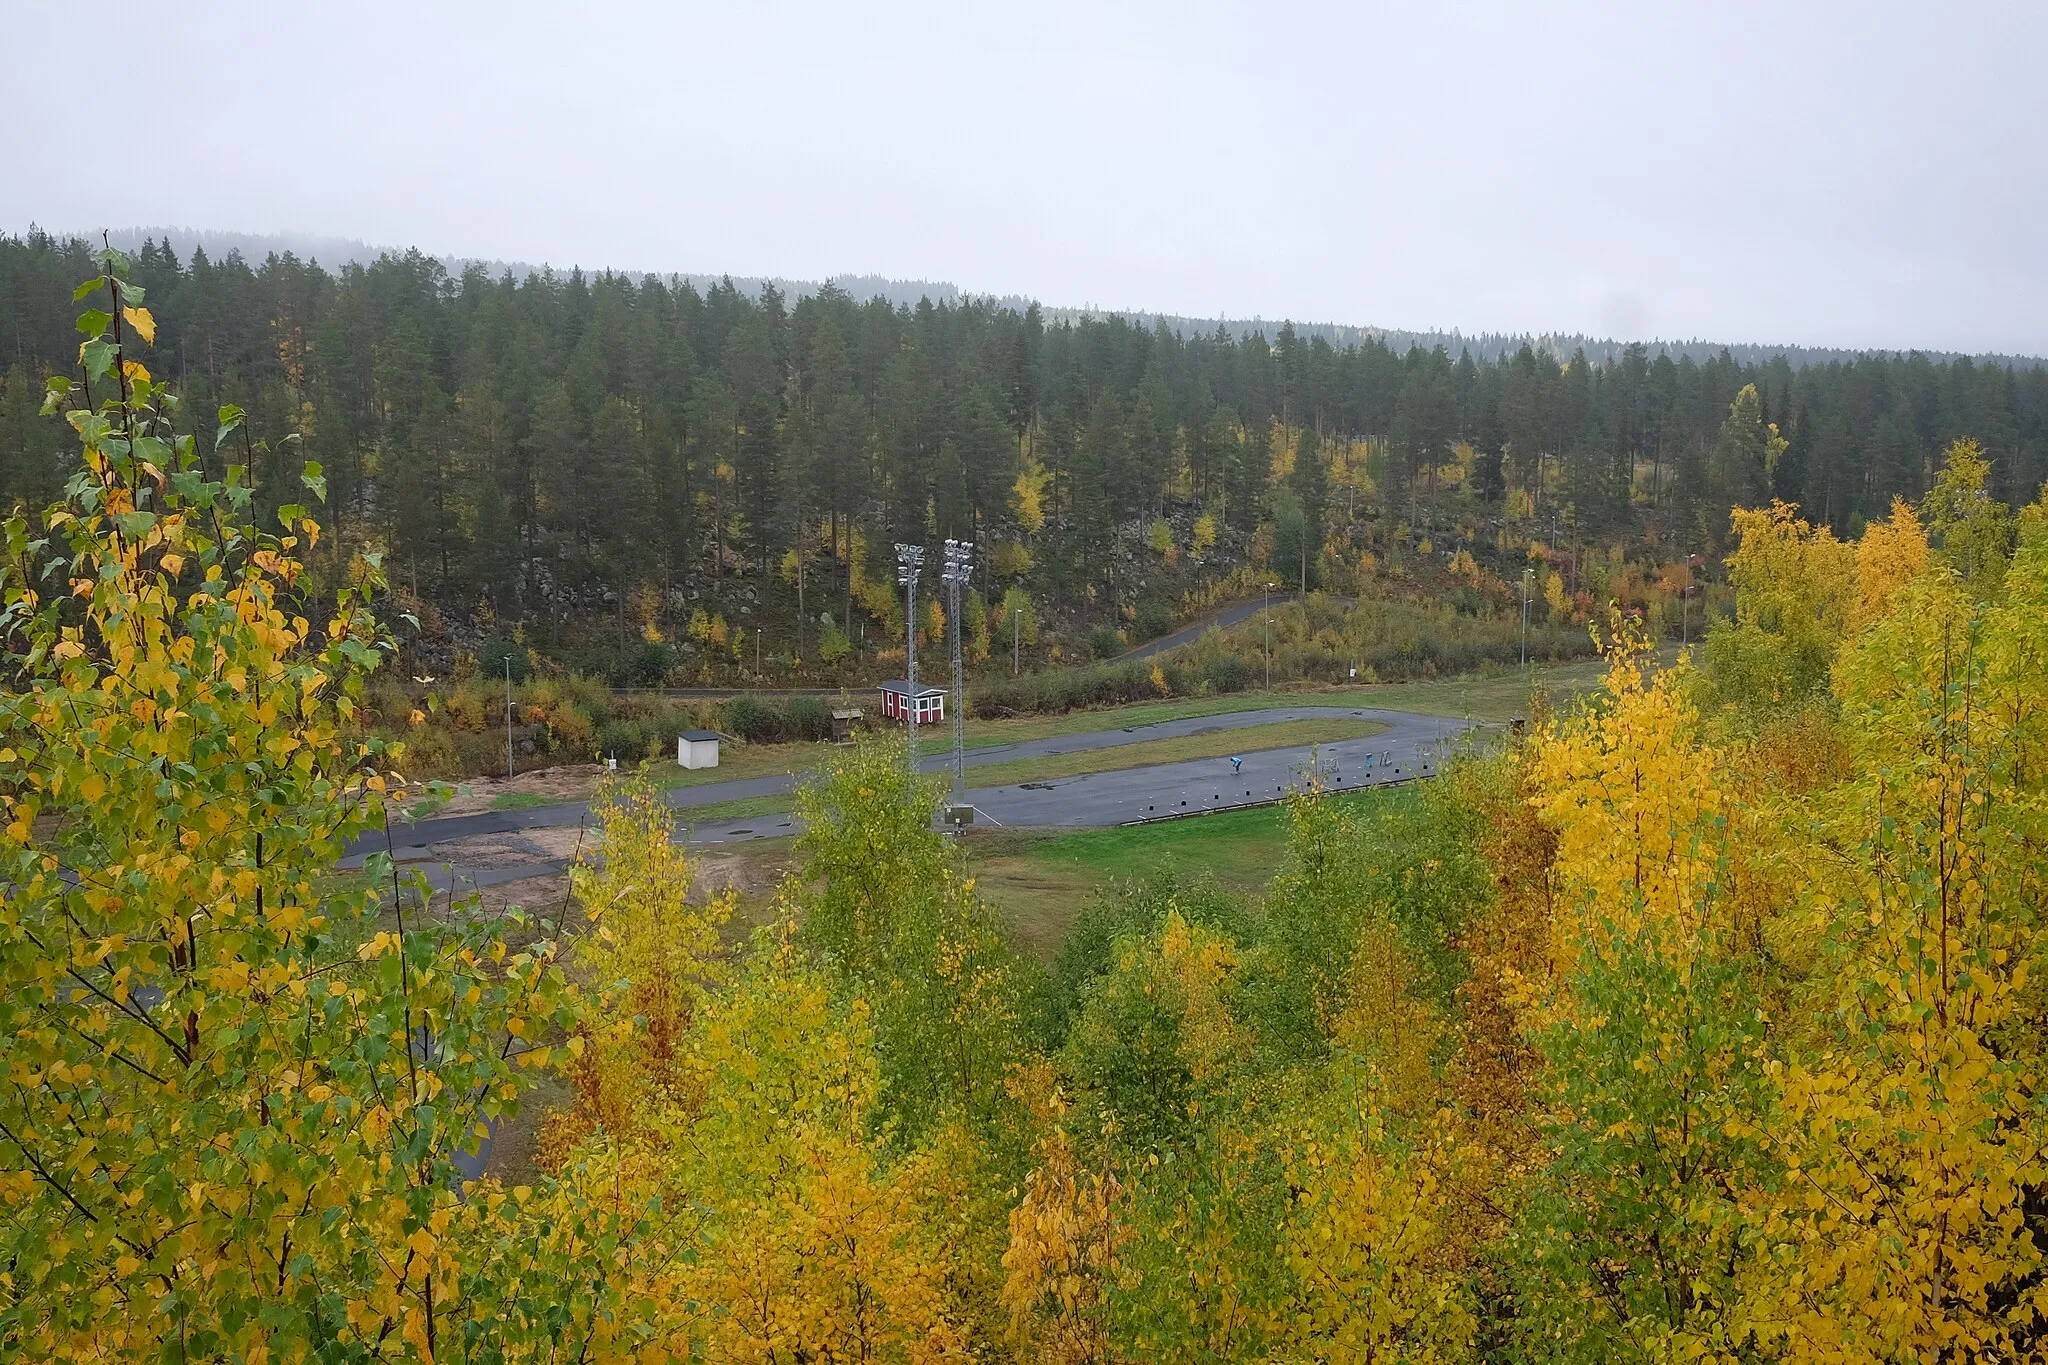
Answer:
1743;529;2048;1362
0;254;579;1358
1508;625;1780;1361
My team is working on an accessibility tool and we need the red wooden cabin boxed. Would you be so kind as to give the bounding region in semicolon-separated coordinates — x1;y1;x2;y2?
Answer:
878;679;945;724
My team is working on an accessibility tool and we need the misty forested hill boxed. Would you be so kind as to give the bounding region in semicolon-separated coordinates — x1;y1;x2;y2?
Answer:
86;227;2048;371
5;227;2047;681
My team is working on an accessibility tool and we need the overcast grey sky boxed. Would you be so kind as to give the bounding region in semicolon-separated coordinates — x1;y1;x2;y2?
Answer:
6;0;2044;354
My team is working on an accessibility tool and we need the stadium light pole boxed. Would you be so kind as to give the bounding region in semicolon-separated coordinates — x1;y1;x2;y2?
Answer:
1681;553;1697;647
1263;582;1273;692
942;539;973;803
1521;567;1532;671
895;542;924;776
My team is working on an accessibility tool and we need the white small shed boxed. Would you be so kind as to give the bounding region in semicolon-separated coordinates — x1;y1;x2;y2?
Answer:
677;729;721;770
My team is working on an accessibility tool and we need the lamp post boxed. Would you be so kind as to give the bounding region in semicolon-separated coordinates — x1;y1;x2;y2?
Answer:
1520;566;1532;670
1263;582;1273;692
1681;553;1699;646
895;542;924;776
942;539;973;802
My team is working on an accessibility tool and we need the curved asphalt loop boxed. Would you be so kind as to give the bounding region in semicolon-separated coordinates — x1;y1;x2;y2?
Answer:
385;699;1476;1184
343;705;1483;896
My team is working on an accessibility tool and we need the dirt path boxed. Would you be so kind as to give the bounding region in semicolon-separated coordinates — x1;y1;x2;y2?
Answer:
425;763;608;818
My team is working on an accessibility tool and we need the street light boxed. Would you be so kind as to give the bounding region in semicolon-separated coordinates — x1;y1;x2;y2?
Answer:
895;542;924;775
1264;582;1274;691
1521;566;1533;670
941;538;973;802
1681;553;1701;646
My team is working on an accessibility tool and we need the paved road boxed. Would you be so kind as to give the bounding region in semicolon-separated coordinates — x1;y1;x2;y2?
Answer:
1117;593;1354;662
346;706;1481;895
605;599;1289;697
349;704;1442;853
1118;599;1266;660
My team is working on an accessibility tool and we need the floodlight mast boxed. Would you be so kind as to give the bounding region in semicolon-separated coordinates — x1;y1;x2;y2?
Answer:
941;539;974;801
1264;582;1274;691
895;542;925;776
1521;567;1533;670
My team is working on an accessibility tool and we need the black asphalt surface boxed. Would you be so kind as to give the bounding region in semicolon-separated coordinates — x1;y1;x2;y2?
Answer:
603;596;1287;692
346;705;1482;896
1116;599;1267;660
350;704;1453;850
1116;593;1354;661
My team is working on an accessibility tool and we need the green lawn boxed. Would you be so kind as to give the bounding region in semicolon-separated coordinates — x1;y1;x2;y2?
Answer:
655;739;839;790
661;655;1612;820
470;654;1614;823
689;785;1414;960
961;717;1385;788
491;791;563;811
910;651;1612;759
678;717;1386;828
964;790;1409;959
674;793;802;826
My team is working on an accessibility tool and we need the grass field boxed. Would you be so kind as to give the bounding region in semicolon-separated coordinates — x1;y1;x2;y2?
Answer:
673;716;1387;827
956;716;1385;788
680;775;1413;960
911;651;1614;758
760;651;1607;793
491;791;564;811
655;740;836;790
673;793;801;826
963;788;1407;959
435;653;1618;822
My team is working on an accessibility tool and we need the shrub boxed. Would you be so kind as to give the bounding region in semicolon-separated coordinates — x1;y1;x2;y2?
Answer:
1134;597;1174;641
478;635;532;683
398;724;460;779
707;694;842;744
562;674;616;722
971;659;1158;718
561;645;620;684
595;718;654;762
818;618;852;664
368;677;414;728
1206;655;1255;693
720;694;780;742
1090;625;1125;660
784;695;832;742
442;683;487;732
991;541;1034;578
624;641;675;687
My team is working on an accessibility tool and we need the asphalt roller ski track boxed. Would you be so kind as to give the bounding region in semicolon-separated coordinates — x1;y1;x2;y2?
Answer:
342;706;1483;896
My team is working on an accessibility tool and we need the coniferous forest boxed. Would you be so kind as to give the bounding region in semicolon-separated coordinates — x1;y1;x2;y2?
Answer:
6;230;2048;691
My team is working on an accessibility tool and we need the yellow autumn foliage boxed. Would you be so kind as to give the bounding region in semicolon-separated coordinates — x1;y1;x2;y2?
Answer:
1527;624;1733;959
1851;495;1930;628
1013;459;1050;535
23;251;2048;1362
